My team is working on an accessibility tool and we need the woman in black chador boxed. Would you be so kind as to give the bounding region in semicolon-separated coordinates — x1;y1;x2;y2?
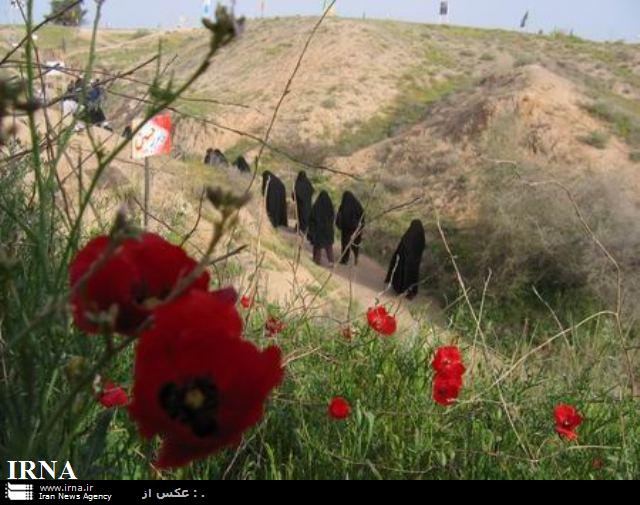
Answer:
261;171;288;229
234;155;251;173
293;171;315;234
308;191;335;266
336;191;365;265
204;149;229;167
385;219;426;299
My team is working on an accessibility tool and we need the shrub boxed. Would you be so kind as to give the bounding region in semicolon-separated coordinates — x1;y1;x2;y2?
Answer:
514;55;535;67
132;29;151;40
585;100;640;148
579;131;609;149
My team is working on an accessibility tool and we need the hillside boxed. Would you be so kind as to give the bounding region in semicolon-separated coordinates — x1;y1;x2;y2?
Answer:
6;17;640;320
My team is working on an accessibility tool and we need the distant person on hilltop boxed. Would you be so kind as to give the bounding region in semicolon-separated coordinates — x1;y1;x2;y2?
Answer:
293;171;315;234
336;191;365;266
386;220;426;299
308;191;336;266
262;171;288;229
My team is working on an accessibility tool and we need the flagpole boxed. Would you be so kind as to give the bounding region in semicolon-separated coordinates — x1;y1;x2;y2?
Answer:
144;157;150;230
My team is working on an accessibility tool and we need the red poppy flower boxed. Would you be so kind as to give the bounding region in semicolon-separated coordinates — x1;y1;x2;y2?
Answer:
265;316;286;336
98;382;129;408
129;291;283;469
367;306;397;336
432;346;466;377
554;404;583;441
240;295;253;309
69;233;209;335
328;397;351;420
433;374;463;407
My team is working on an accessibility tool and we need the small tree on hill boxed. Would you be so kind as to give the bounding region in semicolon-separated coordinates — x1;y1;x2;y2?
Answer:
49;0;87;27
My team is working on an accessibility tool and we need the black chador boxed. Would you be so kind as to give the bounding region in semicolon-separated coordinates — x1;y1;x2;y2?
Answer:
234;156;251;173
293;171;314;234
262;171;288;229
308;190;335;266
336;191;365;265
204;148;229;167
385;220;426;299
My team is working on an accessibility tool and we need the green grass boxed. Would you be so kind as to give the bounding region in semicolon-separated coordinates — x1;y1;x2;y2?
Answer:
585;100;640;149
131;29;151;40
336;76;466;157
579;130;610;149
224;138;258;163
6;243;637;481
265;41;294;57
549;30;588;46
174;310;638;480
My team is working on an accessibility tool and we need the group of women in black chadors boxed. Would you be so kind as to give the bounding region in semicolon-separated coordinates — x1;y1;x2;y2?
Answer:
262;170;427;300
204;148;251;174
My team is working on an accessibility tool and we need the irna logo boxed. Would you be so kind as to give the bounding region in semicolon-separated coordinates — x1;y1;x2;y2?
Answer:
6;461;77;480
5;483;34;501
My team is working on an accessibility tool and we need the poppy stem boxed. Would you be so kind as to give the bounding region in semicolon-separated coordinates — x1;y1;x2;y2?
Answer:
34;334;137;451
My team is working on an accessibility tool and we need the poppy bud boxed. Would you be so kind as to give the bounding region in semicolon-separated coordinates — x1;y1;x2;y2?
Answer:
64;356;88;383
206;186;250;214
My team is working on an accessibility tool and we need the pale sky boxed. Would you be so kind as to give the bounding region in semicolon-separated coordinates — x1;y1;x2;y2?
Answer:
1;1;639;42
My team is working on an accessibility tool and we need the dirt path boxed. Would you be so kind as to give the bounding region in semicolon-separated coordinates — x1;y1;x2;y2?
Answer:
274;226;444;330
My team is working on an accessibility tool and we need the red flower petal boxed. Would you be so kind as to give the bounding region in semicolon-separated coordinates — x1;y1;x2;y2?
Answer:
433;374;463;407
554;404;583;440
128;234;210;301
69;236;143;334
142;289;242;343
432;346;466;377
240;296;253;309
367;307;397;336
98;382;129;408
555;426;578;441
328;397;351;420
129;291;283;469
69;233;209;336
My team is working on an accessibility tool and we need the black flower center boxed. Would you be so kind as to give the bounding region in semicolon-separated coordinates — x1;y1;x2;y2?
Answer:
159;377;220;438
135;281;171;311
